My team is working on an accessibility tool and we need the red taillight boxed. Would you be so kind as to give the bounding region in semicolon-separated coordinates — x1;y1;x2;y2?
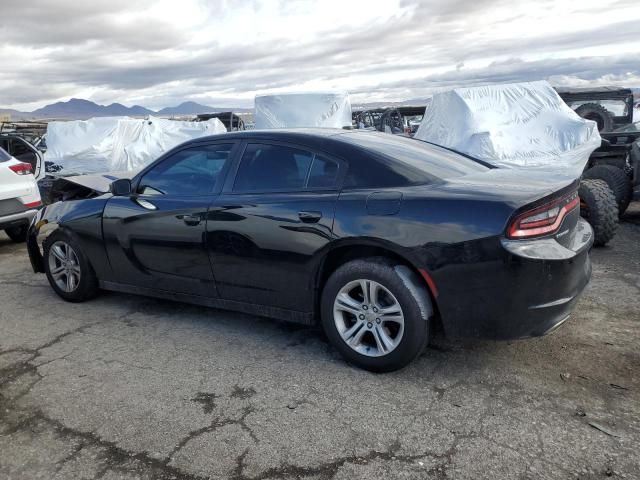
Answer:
507;191;579;239
23;200;42;208
8;162;33;175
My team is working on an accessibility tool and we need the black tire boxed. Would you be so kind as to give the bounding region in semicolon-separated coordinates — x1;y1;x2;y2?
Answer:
579;179;618;247
574;103;614;132
582;165;632;216
321;257;432;372
43;229;99;302
4;224;28;243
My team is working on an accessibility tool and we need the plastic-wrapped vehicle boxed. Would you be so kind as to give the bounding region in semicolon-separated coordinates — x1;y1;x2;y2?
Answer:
414;81;619;246
34;116;227;204
255;92;352;129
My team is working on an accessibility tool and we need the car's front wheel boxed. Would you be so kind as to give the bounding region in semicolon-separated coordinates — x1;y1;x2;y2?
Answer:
43;230;99;302
321;257;432;372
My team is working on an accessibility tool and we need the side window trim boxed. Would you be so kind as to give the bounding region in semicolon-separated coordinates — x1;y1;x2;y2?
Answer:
302;153;316;188
305;153;340;190
224;140;345;195
133;141;239;197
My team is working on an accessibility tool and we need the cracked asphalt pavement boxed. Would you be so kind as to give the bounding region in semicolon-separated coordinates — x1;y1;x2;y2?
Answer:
1;205;639;480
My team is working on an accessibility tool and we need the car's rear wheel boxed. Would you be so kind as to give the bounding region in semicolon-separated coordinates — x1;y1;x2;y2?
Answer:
43;230;99;302
4;224;28;243
321;257;432;372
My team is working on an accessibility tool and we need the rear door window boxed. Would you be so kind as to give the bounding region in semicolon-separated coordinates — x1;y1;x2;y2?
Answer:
233;143;341;192
233;144;313;192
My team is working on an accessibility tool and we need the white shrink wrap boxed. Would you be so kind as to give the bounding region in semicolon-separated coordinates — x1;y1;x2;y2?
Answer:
255;92;352;129
414;81;601;177
44;117;121;172
44;116;226;174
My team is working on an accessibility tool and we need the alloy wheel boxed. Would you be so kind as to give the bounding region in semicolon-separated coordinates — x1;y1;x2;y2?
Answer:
48;241;81;293
333;279;405;357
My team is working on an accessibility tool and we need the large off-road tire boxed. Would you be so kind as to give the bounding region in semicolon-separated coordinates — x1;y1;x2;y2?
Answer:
321;257;432;372
4;224;28;243
579;179;618;247
582;165;632;216
574;103;614;132
43;229;99;302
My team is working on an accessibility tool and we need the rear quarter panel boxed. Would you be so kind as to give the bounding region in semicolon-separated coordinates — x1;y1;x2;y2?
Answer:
332;185;513;256
331;186;518;322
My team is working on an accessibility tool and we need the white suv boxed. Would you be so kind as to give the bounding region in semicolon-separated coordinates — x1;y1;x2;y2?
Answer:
0;146;42;242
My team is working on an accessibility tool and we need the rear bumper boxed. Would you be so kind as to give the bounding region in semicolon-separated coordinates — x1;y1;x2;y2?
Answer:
0;208;39;230
435;218;593;340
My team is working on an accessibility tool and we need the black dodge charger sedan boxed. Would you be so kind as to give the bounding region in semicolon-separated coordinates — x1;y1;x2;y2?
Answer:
27;129;592;371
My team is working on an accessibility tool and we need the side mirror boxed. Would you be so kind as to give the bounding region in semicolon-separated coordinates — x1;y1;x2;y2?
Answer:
110;178;132;196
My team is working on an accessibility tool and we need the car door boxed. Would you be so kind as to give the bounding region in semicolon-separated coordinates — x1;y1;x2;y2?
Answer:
102;142;237;297
5;136;44;180
208;141;343;312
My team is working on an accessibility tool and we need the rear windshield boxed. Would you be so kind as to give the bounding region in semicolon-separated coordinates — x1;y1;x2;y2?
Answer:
0;146;11;162
339;131;489;188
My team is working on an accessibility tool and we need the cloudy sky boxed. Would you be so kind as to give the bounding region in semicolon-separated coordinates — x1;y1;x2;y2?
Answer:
1;0;639;110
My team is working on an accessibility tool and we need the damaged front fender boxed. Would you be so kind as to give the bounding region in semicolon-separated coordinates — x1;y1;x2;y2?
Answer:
26;196;111;275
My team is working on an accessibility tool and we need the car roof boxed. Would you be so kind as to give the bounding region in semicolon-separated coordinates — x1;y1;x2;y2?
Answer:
184;128;412;160
185;128;351;150
182;128;483;167
184;128;410;154
189;127;423;144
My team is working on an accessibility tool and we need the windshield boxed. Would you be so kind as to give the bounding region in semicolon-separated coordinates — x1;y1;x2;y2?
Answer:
566;99;629;117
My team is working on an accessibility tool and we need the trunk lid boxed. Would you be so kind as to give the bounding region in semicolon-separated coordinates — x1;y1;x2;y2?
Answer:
435;168;581;246
437;168;578;210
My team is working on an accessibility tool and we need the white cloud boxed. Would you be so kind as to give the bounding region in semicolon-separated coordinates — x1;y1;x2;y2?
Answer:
1;0;638;110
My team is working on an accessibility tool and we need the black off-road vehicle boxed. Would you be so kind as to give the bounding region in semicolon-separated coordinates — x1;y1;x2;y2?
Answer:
556;86;639;246
556;86;634;133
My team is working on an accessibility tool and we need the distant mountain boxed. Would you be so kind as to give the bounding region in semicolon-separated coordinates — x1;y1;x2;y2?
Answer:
29;98;154;119
157;101;218;116
0;108;25;119
0;98;252;121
